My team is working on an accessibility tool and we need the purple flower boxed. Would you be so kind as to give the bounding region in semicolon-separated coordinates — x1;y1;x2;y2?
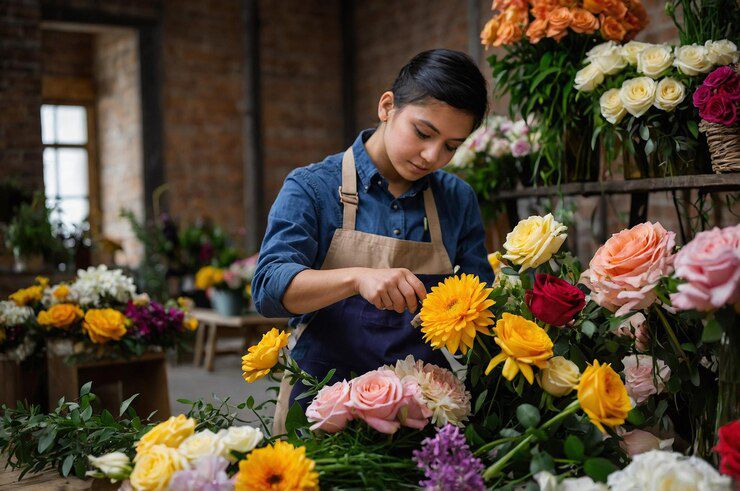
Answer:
168;455;234;491
124;300;186;345
703;66;736;89
701;94;737;126
412;424;485;491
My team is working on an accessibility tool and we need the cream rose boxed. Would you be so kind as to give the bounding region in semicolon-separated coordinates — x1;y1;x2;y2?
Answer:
130;444;188;491
654;77;686;112
87;452;132;479
619;77;657;117
637;45;674;78
502;213;567;272
600;88;627;124
537;356;580;397
593;45;628;75
586;41;617;61
621;41;652;65
705;39;739;66
674;44;713;76
217;425;263;461
574;63;605;92
177;429;225;463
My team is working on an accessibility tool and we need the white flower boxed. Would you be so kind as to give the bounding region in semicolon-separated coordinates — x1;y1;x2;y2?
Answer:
600;88;627;124
674;44;713;76
586;41;617;61
619;77;657;117
7;337;36;362
87;452;132;479
69;265;136;308
0;300;33;327
593;45;628;75
654;77;686;112
217;426;263;461
489;138;510;158
705;39;739;65
574;63;605;92
621;41;652;65
449;145;476;168
177;429;225;463
607;450;731;490
637;45;674;78
535;472;607;491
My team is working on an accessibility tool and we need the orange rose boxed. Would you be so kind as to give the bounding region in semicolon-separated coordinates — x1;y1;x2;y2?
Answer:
546;7;572;40
37;304;84;329
480;16;501;46
582;0;607;14
603;0;627;19
600;15;626;41
494;20;523;46
526;18;549;43
570;8;599;34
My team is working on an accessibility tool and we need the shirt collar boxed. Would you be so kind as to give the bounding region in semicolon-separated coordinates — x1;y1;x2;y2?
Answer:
352;128;430;196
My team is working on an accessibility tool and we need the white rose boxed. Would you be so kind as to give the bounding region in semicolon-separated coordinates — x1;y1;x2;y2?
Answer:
593;45;628;75
87;452;132;478
674;44;713;75
586;41;617;61
653;77;686;112
600;88;627;124
535;472;607;491
217;425;263;461
705;39;739;65
177;429;225;463
619;77;657;117
574;63;605;92
621;41;652;65
637;45;674;78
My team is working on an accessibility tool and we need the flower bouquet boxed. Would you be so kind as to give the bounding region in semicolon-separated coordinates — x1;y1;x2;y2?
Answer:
694;65;740;173
195;255;258;316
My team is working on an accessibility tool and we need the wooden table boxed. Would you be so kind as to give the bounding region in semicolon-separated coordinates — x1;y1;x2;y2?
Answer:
191;309;289;371
0;457;116;490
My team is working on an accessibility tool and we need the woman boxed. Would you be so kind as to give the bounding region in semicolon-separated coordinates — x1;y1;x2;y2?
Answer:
251;49;494;429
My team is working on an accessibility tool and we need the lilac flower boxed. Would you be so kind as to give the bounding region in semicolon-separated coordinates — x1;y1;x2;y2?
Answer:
168;455;234;491
412;424;485;491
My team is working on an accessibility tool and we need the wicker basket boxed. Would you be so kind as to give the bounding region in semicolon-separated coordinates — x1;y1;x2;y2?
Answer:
700;120;740;173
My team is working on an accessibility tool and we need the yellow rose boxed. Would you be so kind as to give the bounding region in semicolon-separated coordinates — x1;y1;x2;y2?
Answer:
636;45;674;78
129;444;187;491
184;316;199;331
537;356;580;397
9;285;43;306
53;284;70;301
653;77;686;112
195;266;224;290
600;88;627;124
136;414;196;455
705;39;739;65
574;63;605;92
503;214;567;272
621;40;651;65
82;309;128;344
37;303;84;329
242;328;290;383
35;276;49;288
619;77;657;117
577;359;633;433
485;313;554;384
673;44;712;76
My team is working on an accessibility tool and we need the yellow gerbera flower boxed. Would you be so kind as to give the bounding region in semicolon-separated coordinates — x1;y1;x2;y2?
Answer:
241;328;290;383
577;360;633;433
234;441;318;491
485;313;553;384
419;274;495;355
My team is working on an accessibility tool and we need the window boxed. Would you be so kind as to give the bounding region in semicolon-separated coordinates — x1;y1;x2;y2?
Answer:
41;104;91;231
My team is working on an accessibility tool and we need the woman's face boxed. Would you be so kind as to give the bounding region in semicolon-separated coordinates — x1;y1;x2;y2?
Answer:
380;94;475;182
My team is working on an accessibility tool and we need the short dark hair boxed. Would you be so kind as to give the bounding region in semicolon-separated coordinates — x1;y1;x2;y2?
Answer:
390;49;488;129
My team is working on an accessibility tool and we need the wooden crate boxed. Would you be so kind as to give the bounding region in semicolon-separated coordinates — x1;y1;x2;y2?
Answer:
47;346;171;420
0;356;46;409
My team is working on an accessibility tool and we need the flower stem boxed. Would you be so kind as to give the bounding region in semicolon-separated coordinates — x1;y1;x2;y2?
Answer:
653;306;687;363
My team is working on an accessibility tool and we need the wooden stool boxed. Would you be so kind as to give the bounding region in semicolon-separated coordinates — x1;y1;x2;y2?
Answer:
191;308;289;372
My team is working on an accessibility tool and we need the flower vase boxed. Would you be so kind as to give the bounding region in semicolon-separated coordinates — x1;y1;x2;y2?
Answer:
211;288;247;316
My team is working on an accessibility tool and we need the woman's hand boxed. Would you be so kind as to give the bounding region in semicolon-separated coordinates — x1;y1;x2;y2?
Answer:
353;268;427;313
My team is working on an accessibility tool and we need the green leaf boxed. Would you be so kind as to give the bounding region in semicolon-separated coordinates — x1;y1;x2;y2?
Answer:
474;390;489;414
639;124;650;141
627;407;646;426
120;394;139;417
644;139;656;155
530;68;561;92
701;319;722;343
285;402;308;435
81;405;93;421
38;428;56;453
530;451;555;474
62;454;75;477
79;382;92;397
465;424;486;446
564;435;585;461
687;120;699;138
246;396;255;409
581;320;597;338
516;404;540;428
584;457;619;482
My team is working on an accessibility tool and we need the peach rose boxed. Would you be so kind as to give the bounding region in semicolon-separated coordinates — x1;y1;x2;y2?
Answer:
526;18;549;43
600;15;627;41
603;0;627;19
622;354;670;405
398;377;432;430
546;7;572;40
570;8;599;34
480;16;500;47
494;19;524;46
582;0;607;14
531;0;558;19
306;380;353;433
345;369;404;434
580;222;675;316
617;428;674;456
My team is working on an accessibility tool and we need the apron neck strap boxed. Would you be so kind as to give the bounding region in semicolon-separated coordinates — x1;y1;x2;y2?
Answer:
339;147;444;246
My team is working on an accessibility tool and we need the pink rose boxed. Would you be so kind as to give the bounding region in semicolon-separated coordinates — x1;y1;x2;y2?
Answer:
306;380;353;433
718;74;740;101
581;222;675;316
700;94;737;126
692;84;712;110
622;355;671;405
670;225;740;311
398;377;432;430
618;428;673;456
615;312;651;351
345;369;404;434
703;66;736;89
511;138;532;157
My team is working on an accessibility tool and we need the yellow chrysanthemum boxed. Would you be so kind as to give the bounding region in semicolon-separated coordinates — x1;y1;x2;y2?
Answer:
234;441;318;491
37;303;84;329
419;274;495;355
194;266;224;290
242;328;290;383
485;313;553;384
577;360;633;433
9;285;44;306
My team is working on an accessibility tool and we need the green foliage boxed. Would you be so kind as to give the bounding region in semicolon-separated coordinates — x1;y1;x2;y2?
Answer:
665;0;740;45
4;193;67;262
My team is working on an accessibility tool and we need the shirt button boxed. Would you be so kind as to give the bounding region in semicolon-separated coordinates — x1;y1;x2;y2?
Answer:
392;203;398;210
393;229;401;236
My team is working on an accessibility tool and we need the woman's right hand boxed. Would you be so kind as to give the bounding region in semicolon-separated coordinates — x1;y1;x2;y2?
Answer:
352;267;428;313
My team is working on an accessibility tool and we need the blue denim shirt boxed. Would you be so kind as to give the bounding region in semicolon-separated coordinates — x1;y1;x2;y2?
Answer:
252;129;494;327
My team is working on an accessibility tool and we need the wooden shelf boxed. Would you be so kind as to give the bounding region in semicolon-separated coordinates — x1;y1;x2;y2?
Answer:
494;174;740;200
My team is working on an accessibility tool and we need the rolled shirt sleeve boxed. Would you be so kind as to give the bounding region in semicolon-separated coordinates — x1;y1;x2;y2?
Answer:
454;184;495;286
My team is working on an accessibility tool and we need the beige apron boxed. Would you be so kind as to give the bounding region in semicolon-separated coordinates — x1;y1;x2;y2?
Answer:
272;147;453;435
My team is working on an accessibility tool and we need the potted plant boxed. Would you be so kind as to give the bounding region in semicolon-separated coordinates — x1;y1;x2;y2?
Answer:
4;194;66;272
195;255;257;316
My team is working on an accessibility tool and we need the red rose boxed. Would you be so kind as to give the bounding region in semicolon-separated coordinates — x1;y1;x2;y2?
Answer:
715;420;740;480
693;84;712;111
700;94;737;126
703;66;736;89
525;274;586;327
